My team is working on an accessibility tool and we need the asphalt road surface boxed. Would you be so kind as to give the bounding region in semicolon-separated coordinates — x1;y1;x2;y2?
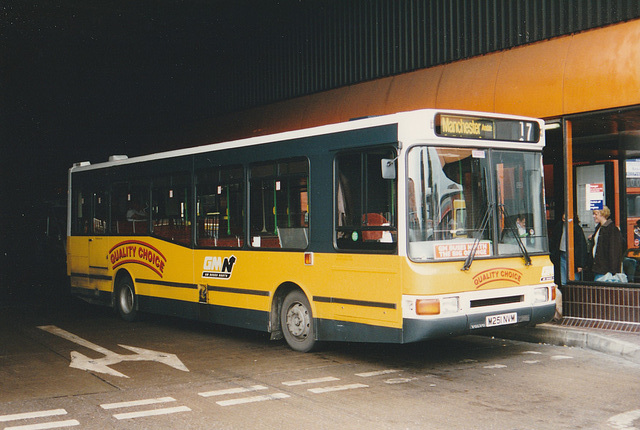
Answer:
1;297;639;430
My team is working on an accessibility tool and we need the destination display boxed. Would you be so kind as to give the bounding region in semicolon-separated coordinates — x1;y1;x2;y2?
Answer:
435;114;540;143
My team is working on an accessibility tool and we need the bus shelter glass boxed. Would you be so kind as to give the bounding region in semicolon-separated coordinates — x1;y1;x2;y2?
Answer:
407;147;547;262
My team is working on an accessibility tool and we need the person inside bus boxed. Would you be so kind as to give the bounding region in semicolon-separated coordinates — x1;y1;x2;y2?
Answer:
126;201;147;221
588;206;623;282
499;214;527;243
516;215;527;237
550;212;588;284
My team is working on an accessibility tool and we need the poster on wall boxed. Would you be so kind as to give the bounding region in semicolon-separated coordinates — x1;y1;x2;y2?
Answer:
586;183;604;210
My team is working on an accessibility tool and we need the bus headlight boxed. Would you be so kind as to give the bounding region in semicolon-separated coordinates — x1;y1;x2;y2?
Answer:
533;287;549;303
441;297;459;314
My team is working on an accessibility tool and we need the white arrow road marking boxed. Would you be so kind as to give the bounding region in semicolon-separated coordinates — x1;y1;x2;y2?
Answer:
609;409;640;430
38;325;189;378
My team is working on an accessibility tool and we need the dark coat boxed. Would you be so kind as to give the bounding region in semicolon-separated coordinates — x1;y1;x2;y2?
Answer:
590;219;623;275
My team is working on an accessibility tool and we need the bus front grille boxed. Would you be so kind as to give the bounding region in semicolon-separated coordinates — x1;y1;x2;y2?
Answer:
470;295;524;308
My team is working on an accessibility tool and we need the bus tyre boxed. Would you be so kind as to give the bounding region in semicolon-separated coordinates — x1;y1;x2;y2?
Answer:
281;290;316;352
116;276;138;322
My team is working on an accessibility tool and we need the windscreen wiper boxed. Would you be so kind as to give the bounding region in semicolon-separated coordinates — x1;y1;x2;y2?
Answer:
498;204;532;266
462;203;493;271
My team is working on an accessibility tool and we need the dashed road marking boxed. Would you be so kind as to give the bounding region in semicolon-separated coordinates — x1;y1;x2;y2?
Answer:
308;383;369;394
551;355;573;360
0;410;67;423
356;369;400;378
483;364;507;369
216;393;290;406
0;409;79;430
384;377;417;384
523;360;541;364
100;396;190;420
608;409;640;429
100;397;176;410
4;419;80;430
282;376;340;386
112;406;191;420
198;385;268;398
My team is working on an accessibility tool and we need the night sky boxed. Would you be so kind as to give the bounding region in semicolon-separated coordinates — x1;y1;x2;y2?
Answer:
2;1;266;211
2;2;282;286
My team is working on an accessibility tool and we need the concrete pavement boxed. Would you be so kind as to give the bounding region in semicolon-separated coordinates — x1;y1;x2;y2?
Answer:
488;322;640;365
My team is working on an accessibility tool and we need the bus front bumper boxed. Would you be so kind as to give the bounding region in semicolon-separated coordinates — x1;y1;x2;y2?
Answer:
402;302;556;343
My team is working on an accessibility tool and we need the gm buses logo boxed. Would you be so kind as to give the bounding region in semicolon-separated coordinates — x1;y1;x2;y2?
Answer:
473;267;522;289
109;240;167;278
202;255;236;279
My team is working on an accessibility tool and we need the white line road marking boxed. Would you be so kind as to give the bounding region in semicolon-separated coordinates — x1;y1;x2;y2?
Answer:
608;409;640;429
37;325;188;378
199;385;268;397
384;377;417;384
100;397;176;410
0;410;67;423
282;376;340;386
523;360;541;364
216;393;290;406
308;383;369;394
483;364;507;369
113;406;191;420
355;369;400;377
4;420;80;430
523;351;543;355
551;355;573;360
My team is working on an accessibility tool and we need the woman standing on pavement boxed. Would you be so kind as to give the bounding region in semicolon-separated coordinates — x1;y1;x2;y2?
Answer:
589;206;623;281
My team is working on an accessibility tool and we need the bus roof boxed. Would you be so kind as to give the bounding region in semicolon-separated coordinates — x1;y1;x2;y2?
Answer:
69;108;544;173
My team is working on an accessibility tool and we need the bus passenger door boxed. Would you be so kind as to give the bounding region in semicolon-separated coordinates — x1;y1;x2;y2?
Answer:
88;237;111;294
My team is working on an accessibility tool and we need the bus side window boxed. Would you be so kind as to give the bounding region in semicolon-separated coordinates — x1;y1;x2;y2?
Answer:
151;174;191;245
71;188;91;235
335;148;397;251
93;190;109;234
249;158;309;249
195;166;245;248
111;181;150;236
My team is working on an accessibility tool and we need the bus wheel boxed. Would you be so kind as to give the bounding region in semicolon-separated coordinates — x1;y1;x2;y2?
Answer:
116;276;138;322
281;290;316;352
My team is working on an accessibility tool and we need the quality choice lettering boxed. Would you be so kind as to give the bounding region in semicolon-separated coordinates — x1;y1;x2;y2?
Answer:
108;240;167;277
473;268;522;288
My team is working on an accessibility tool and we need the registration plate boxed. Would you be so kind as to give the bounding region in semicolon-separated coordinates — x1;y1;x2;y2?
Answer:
486;312;517;327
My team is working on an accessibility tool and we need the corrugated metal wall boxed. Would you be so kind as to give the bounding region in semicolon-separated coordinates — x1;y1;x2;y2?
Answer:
221;0;640;113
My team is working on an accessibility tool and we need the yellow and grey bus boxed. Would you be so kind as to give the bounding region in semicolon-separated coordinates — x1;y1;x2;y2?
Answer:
67;109;556;351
